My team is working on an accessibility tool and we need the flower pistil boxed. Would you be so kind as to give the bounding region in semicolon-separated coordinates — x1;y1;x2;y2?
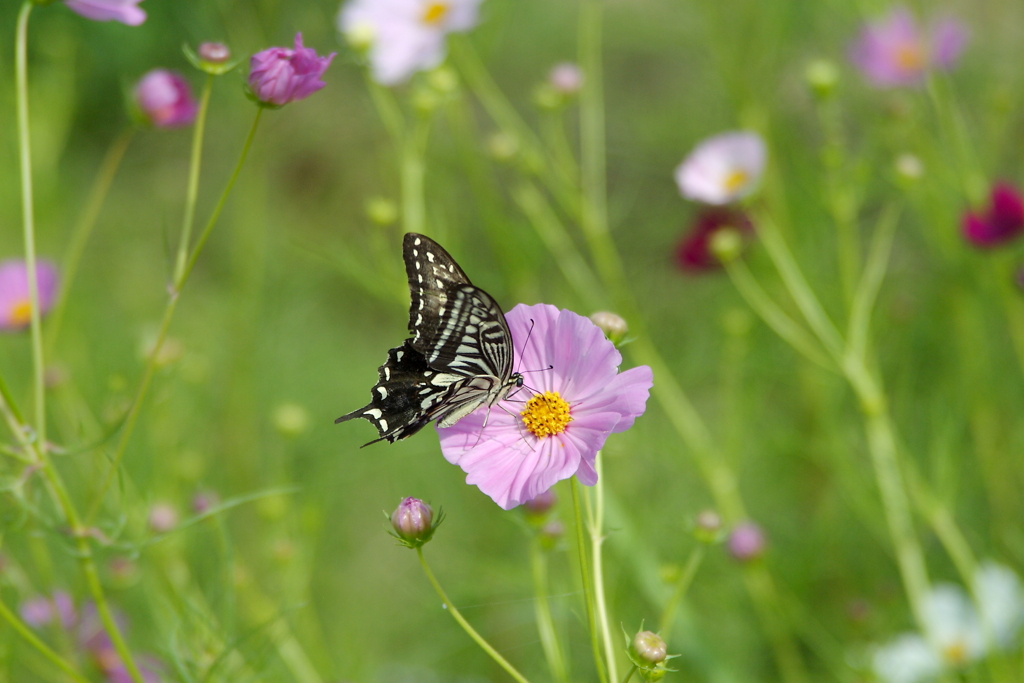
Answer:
521;391;572;438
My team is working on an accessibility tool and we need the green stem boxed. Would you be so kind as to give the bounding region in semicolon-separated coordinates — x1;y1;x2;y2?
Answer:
572;476;609;683
16;0;46;454
46;127;135;355
414;548;531;683
173;73;214;284
741;565;809;683
846;206;899;360
0;596;90;683
529;538;569;683
87;108;264;520
401;116;430;237
657;545;705;640
588;453;618;681
620;665;637;683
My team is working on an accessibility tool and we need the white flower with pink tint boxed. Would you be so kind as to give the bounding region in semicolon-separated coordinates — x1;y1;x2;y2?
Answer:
675;131;766;205
850;8;968;88
438;304;653;510
339;0;483;86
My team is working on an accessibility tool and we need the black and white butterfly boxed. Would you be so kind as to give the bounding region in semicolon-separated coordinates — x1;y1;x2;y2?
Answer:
336;233;523;446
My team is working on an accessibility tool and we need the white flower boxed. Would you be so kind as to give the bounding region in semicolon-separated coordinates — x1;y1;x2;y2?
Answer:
339;0;483;86
871;562;1024;683
674;131;766;205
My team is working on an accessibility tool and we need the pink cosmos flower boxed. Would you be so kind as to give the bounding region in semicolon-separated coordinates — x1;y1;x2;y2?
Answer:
0;259;59;332
63;0;146;25
339;0;483;86
728;521;766;562
133;70;197;129
248;34;336;106
849;8;968;88
20;591;76;629
675;131;767;205
438;304;653;510
962;183;1024;248
675;208;753;272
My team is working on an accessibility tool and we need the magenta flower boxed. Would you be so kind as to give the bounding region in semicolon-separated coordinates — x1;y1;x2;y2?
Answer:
437;304;653;510
133;70;197;129
63;0;146;25
962;183;1024;248
675;208;753;272
248;33;336;106
20;591;76;629
728;521;766;562
850;8;968;88
0;259;59;332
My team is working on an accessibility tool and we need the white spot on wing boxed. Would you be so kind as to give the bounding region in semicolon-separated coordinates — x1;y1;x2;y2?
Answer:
377;386;388;399
365;408;383;419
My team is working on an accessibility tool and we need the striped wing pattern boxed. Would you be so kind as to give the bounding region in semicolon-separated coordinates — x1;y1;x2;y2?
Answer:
336;234;522;446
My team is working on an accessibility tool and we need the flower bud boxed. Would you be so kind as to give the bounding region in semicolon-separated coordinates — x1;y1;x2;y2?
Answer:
895;153;923;182
247;33;336;107
488;132;519;162
805;59;839;100
550;63;583;94
192;490;219;515
523;489;557;516
590;311;628;344
631;630;667;665
428;67;459;95
389;497;441;548
148;503;178;533
133;70;197;128
709;227;743;264
728;521;766;562
198;42;230;64
272;402;310;438
692;509;722;544
366;197;398;226
539;521;564;550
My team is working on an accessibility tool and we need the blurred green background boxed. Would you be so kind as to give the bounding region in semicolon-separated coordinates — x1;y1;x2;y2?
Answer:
1;0;1024;681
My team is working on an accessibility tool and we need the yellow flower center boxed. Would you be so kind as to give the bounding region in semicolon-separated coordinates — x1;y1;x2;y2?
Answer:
8;299;32;328
422;2;450;25
895;42;925;71
941;640;968;667
723;169;749;193
521;391;572;438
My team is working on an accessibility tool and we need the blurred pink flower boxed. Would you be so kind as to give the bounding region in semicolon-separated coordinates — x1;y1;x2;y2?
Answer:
728;521;766;562
962;183;1024;248
850;8;968;88
20;591;76;629
339;0;483;86
134;70;197;129
248;33;336;106
0;259;59;332
550;62;583;93
64;0;146;25
675;208;753;272
438;304;653;510
676;131;766;205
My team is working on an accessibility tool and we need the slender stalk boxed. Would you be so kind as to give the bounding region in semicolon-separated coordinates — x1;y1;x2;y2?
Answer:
401;116;430;237
741;565;809;683
0;596;90;683
173;73;214;284
415;548;531;683
88;108;264;519
16;0;47;452
529;538;569;683
657;545;705;640
571;477;609;683
588;454;618;681
620;665;637;683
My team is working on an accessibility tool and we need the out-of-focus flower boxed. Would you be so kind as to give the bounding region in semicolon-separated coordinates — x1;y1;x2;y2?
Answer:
849;8;968;88
675;209;753;272
20;591;76;629
805;59;840;99
272;402;310;437
390;497;440;548
198;42;230;64
871;562;1024;683
962;183;1024;248
895;153;923;181
147;503;178;533
0;259;58;332
550;62;583;93
675;131;767;205
248;33;336;106
727;521;765;562
339;0;483;86
693;509;722;544
134;70;197;129
589;311;628;344
191;490;219;514
523;489;557;516
438;304;653;510
63;0;146;26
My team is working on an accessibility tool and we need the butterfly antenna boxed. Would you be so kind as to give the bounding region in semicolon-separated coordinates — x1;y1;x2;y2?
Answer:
514;319;537;375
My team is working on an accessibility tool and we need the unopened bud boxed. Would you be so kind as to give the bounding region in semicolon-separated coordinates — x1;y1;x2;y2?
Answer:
590;311;628;343
539;521;564;549
198;42;230;64
710;227;743;264
693;509;722;544
345;22;375;52
366;197;398;225
192;490;219;515
632;630;667;665
728;521;766;562
148;503;178;534
272;402;310;438
389;497;441;548
428;67;458;94
488;132;519;162
805;59;839;100
895;153;923;182
550;63;583;94
523;489;556;517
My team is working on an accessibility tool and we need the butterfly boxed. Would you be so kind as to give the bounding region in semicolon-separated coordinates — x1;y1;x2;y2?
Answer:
336;233;523;446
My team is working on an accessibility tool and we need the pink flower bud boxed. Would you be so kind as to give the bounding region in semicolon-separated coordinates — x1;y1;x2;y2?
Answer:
63;0;146;26
134;70;197;129
147;503;178;533
550;63;583;93
523;489;557;516
390;497;434;544
248;33;336;107
198;42;230;64
727;521;766;562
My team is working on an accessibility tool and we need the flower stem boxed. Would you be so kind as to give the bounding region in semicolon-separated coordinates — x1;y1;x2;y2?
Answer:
657;545;705;641
45;127;135;355
0;595;90;683
588;453;619;681
15;0;46;453
173;73;213;284
529;537;569;683
414;548;531;683
401;116;430;237
572;476;609;683
87;107;264;520
620;665;637;683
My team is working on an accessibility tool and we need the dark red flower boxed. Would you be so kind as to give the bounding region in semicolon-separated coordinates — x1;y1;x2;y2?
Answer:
675;209;753;272
962;183;1024;247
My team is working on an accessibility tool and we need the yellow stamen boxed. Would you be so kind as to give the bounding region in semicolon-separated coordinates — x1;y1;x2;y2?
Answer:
941;640;968;667
723;169;749;193
8;299;32;328
895;42;925;71
422;2;450;25
521;391;572;438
